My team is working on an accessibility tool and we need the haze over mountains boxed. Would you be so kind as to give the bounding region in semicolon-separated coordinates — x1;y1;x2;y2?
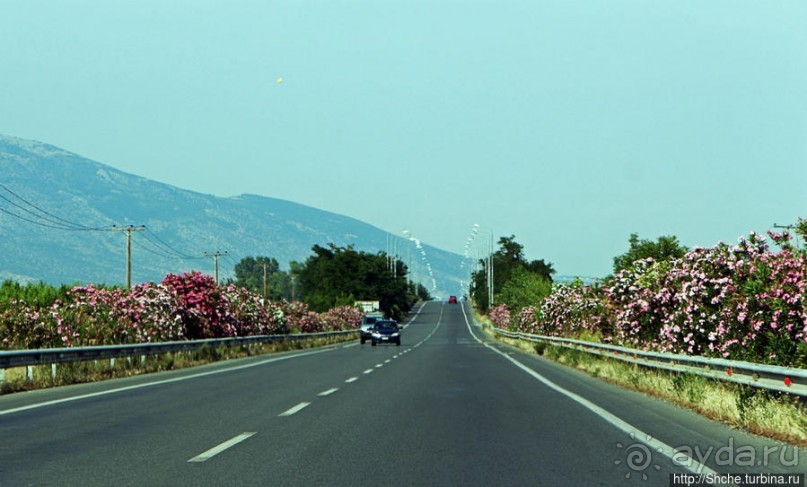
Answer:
0;134;467;296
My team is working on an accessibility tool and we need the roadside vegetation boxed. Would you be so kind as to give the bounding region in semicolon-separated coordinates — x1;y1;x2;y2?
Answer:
472;220;807;444
230;244;430;321
1;243;426;351
486;326;806;446
0;242;429;393
0;333;355;395
0;272;361;350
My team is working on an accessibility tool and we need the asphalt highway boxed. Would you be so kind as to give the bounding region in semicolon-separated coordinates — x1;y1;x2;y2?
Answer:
0;302;803;486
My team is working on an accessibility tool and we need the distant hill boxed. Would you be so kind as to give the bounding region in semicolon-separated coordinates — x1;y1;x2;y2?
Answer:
0;134;465;296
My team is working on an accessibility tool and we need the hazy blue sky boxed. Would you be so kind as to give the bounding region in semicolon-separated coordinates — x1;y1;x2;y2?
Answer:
2;0;806;278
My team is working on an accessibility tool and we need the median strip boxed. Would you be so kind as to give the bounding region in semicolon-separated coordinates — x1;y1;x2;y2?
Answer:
188;432;256;463
279;402;311;416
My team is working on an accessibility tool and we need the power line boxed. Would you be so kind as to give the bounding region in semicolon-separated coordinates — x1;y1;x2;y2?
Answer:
0;183;111;231
0;206;95;230
0;184;250;284
774;223;801;249
142;229;205;260
1;184;211;259
132;235;181;260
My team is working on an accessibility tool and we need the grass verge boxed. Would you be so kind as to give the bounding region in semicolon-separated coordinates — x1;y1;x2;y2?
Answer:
478;320;806;447
0;334;356;395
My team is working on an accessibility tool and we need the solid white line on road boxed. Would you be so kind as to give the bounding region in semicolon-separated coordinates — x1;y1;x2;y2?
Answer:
318;388;339;397
0;348;333;417
363;369;374;374
460;304;722;478
188;432;256;463
403;301;427;324
345;377;359;383
410;303;444;350
279;402;311;416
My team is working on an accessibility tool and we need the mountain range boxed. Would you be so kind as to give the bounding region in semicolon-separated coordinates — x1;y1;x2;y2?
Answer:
0;134;467;296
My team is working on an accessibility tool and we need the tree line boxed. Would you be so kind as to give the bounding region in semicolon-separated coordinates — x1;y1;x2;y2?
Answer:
231;244;430;321
471;219;807;314
2;243;431;324
470;232;692;313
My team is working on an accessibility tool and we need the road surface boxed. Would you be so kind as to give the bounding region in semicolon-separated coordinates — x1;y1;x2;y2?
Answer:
0;302;803;486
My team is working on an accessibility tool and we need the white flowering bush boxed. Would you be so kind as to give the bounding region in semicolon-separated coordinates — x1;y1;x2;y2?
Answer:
0;272;360;348
488;229;807;367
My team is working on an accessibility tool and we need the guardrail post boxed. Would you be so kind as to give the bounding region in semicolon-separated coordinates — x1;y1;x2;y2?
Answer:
52;363;57;380
110;358;115;369
0;330;378;389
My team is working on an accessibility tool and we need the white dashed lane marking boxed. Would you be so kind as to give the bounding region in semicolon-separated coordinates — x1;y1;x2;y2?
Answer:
188;433;256;463
318;388;338;397
279;402;311;417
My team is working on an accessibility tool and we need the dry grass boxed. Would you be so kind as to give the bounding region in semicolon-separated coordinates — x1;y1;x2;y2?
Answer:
481;321;806;447
0;334;355;395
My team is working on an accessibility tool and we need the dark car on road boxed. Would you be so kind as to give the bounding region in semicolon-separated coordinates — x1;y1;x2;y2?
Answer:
360;313;385;344
370;320;401;346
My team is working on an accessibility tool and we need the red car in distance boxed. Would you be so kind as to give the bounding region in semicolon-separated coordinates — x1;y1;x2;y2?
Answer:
448;296;458;304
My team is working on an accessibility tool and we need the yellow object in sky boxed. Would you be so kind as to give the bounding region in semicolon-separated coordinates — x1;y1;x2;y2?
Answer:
277;77;283;84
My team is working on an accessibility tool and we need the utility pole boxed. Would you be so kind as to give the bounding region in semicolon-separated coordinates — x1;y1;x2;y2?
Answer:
204;251;228;285
263;262;268;298
386;234;393;274
112;225;145;289
489;232;494;307
393;236;398;279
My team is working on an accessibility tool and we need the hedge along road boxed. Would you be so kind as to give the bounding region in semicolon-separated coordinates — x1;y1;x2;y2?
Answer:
0;302;803;486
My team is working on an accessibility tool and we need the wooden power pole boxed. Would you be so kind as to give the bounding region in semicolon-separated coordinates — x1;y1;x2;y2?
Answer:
112;225;145;289
204;251;228;285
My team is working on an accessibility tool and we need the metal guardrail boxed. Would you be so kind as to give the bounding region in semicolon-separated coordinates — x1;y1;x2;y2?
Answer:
0;330;358;377
490;327;807;397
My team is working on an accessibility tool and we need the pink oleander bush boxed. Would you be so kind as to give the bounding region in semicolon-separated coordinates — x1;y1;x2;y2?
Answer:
489;304;511;329
0;272;361;349
496;230;807;367
538;282;612;339
321;305;363;332
279;301;321;333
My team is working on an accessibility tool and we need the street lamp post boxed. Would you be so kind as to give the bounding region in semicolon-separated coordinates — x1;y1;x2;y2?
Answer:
467;224;494;309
